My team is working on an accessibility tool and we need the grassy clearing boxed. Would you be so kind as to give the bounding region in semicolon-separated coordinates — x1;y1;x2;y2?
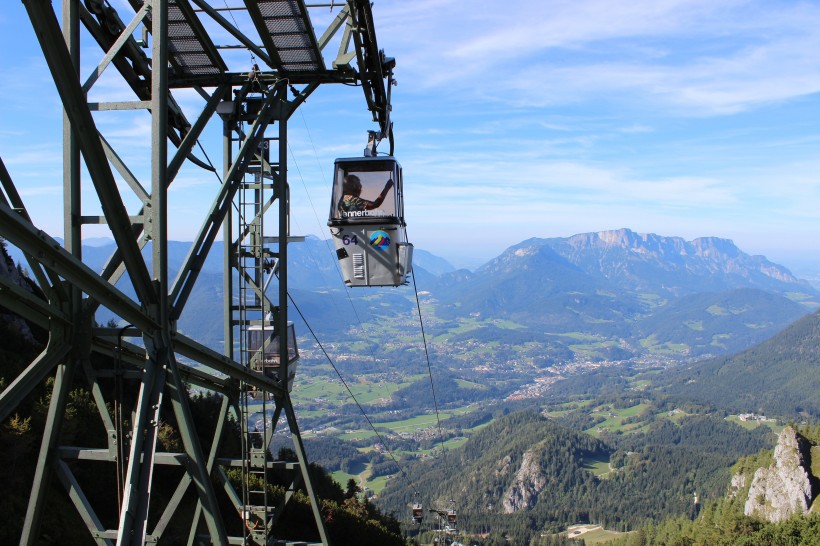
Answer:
630;379;652;390
347;381;408;404
339;429;377;441
684;320;704;331
581;453;611;477
375;404;476;432
543;408;574;418
293;378;348;400
657;409;689;425
570;526;634;544
331;469;358;488
489;319;526;329
293;373;423;407
561;525;635;544
785;291;814;302
376;413;450;431
331;463;393;495
367;474;391;494
454;378;487;390
554;331;602;341
637;293;666;309
639;336;689;355
706;304;728;316
443;436;468;450
447;318;483;334
543;400;595;418
586;403;650;435
618;404;648;418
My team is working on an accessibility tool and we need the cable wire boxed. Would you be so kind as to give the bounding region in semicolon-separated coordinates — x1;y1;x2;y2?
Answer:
286;291;423;499
411;268;448;470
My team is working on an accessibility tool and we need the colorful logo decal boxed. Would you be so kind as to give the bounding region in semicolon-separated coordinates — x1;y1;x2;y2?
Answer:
369;230;391;250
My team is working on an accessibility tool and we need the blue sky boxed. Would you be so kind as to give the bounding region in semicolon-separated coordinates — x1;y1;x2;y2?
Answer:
2;0;820;273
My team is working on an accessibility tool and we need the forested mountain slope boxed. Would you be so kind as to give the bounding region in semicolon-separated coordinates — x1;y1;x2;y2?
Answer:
378;409;773;543
635;288;807;356
662;309;820;418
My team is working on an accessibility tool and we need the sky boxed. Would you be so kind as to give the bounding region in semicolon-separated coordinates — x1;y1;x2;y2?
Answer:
2;1;820;274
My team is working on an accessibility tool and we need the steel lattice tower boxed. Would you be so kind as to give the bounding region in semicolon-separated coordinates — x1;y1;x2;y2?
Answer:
0;1;394;544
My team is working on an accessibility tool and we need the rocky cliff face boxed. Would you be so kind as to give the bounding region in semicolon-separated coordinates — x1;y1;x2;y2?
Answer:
502;447;548;513
743;427;817;523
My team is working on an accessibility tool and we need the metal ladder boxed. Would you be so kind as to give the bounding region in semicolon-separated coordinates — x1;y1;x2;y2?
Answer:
237;132;278;544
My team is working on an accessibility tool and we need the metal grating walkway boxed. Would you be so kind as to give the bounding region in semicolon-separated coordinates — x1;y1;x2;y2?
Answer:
245;0;324;72
167;0;227;75
131;0;226;77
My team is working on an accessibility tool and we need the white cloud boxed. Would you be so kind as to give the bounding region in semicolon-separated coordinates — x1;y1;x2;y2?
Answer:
380;0;820;115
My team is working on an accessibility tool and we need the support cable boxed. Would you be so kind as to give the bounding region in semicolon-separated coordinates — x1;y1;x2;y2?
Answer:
221;0;257;67
411;268;448;470
285;142;348;304
285;291;422;499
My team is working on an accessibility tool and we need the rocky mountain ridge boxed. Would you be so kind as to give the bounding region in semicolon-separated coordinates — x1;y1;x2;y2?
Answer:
534;228;811;297
5;229;816;361
731;426;818;523
502;446;550;513
431;229;814;359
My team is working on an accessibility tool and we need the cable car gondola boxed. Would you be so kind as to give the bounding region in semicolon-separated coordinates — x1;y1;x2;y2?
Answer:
411;501;424;524
328;155;413;287
446;507;457;532
246;319;299;392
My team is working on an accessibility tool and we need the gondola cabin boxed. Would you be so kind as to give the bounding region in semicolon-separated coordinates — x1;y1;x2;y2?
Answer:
246;321;299;392
412;503;424;524
446;508;457;530
328;156;413;287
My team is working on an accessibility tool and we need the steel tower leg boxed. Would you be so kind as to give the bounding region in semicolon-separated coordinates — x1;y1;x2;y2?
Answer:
20;342;74;545
19;0;80;541
276;106;329;545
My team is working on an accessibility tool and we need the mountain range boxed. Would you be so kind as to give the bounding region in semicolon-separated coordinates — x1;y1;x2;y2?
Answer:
6;230;818;544
428;228;815;359
4;228;816;360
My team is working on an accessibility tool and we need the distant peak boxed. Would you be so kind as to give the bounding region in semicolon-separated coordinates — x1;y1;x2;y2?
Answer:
595;228;641;245
690;236;740;257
